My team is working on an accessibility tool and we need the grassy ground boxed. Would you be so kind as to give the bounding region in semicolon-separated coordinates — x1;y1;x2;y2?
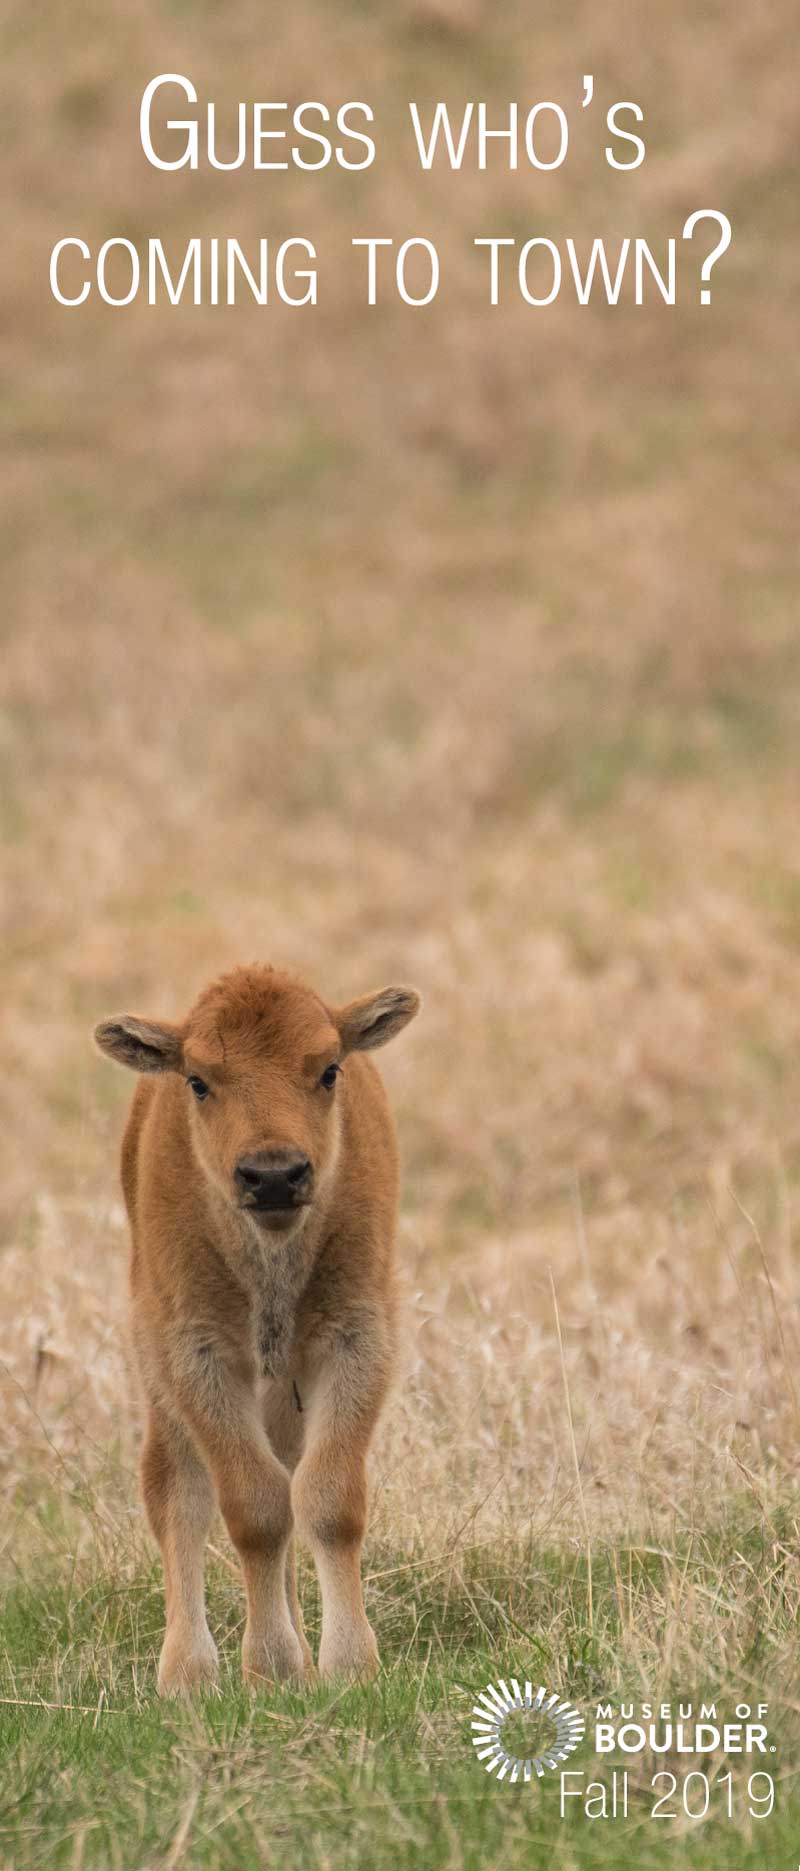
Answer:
2;1489;798;1869
2;0;800;1864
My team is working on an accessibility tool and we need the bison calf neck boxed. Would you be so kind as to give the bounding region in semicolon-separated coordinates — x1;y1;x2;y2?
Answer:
95;964;420;1695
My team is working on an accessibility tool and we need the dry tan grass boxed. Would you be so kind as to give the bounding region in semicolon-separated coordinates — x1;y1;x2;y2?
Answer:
2;0;800;1594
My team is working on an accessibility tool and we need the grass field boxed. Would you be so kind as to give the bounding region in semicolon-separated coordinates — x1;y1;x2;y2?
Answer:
3;1489;799;1868
2;0;800;1864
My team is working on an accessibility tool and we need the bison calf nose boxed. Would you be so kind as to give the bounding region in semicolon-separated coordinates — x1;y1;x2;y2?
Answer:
234;1152;313;1211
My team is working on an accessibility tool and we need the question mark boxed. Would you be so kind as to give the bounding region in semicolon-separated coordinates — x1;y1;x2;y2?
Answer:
682;210;732;304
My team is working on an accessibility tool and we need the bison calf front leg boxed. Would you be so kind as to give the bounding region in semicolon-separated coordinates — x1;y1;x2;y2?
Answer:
294;1443;378;1679
215;1443;309;1687
293;1348;388;1680
183;1374;309;1688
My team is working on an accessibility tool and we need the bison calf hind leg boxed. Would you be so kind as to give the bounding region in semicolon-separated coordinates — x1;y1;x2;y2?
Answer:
141;1410;219;1697
261;1382;315;1677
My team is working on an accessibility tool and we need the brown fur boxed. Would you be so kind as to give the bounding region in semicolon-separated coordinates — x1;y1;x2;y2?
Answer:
94;964;420;1694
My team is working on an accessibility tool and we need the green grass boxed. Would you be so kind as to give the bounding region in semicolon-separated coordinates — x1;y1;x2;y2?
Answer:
2;1503;798;1869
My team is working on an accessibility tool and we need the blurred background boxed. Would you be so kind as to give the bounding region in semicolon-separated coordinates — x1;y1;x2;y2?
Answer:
2;0;799;1532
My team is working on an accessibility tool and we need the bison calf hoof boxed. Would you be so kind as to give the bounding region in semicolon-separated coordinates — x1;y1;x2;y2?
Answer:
242;1623;309;1688
157;1628;219;1697
318;1621;379;1682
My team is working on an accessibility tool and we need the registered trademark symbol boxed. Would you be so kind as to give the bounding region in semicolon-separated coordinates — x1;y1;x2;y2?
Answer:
770;1744;776;1752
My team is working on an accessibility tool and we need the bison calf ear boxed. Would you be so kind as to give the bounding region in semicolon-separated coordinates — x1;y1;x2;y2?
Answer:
337;986;421;1055
93;1016;185;1075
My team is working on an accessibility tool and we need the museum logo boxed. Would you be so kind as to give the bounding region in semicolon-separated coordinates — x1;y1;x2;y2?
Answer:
471;1680;585;1782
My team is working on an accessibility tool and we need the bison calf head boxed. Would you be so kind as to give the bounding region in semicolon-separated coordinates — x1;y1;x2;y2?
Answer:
95;965;420;1233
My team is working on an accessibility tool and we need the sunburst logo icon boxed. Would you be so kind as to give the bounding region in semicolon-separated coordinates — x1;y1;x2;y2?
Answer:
471;1680;585;1782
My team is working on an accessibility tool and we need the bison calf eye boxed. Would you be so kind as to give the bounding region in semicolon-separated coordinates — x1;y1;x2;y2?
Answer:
319;1063;341;1091
186;1075;210;1102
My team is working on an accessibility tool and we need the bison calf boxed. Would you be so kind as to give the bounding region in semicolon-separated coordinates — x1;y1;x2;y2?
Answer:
94;964;419;1694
